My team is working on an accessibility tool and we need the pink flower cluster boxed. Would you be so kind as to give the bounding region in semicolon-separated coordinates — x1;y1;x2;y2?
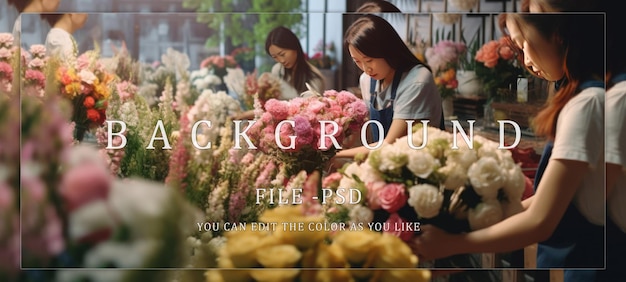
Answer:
0;33;14;93
248;90;368;154
475;37;516;68
116;80;138;102
0;62;12;93
200;55;238;70
96;126;126;176
425;40;466;74
21;45;48;96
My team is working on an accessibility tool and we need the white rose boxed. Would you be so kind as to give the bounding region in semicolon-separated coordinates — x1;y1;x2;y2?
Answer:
445;146;478;170
407;184;443;218
496;148;514;163
79;69;97;85
438;163;468;190
349;205;374;224
193;78;209;90
378;144;408;173
467;157;505;199
469;200;504;230
338;177;356;192
406;150;437;178
343;161;361;178
502;165;526;201
206;74;222;86
357;161;383;184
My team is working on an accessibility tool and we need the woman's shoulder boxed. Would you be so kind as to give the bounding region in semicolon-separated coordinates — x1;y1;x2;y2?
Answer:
400;64;434;86
566;86;605;107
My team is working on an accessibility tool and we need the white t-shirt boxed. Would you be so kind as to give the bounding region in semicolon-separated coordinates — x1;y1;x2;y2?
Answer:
45;28;76;62
550;86;605;226
606;80;626;232
271;63;325;99
359;64;442;126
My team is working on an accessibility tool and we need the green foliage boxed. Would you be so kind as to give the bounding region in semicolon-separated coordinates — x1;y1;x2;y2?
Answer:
183;0;304;50
459;28;481;71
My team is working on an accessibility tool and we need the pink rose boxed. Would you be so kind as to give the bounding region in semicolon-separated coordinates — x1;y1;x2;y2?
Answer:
475;40;500;68
366;181;385;209
376;183;407;213
499;45;515;60
322;172;343;188
59;163;112;212
384;213;414;242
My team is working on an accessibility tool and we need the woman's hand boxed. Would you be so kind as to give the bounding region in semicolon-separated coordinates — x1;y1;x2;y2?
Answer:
412;225;463;260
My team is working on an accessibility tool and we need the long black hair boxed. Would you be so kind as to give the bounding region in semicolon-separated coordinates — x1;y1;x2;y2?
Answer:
265;26;324;94
344;14;429;73
502;13;604;139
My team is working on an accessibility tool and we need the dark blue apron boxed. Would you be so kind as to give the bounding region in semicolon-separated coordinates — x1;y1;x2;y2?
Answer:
369;68;445;141
534;79;605;280
369;71;403;141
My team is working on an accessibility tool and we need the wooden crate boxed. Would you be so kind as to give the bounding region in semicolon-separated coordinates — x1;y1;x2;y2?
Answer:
453;95;487;119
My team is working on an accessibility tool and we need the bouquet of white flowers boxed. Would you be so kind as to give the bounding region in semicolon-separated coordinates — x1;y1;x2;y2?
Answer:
323;123;526;239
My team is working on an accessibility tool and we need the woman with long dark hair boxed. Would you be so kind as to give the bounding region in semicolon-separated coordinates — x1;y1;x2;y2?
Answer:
265;26;325;96
335;14;442;159
234;26;326;120
415;13;605;274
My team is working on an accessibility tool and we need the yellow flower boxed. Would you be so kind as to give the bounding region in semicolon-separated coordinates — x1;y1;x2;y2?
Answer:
249;269;299;282
267;206;327;250
301;242;347;269
256;244;302;268
223;233;265;268
370;233;418;268
442;68;456;82
259;205;305;223
379;269;432;282
331;230;379;266
211;269;252;282
313;269;355;282
204;270;225;282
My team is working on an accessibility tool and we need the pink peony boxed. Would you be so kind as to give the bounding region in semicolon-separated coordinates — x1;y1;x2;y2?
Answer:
29;44;46;57
0;47;12;59
264;99;290;120
377;183;407;213
25;69;45;87
0;33;14;46
59;162;112;212
0;62;12;78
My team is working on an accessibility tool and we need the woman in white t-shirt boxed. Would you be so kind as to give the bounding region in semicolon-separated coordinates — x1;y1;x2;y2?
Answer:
42;13;89;63
234;26;326;120
415;13;605;270
334;14;442;159
9;0;61;48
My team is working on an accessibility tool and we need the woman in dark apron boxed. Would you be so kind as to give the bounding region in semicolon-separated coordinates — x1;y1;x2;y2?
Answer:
335;14;444;160
413;13;606;275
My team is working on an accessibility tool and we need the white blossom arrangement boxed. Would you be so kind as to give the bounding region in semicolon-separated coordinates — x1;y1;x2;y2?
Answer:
323;123;526;241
